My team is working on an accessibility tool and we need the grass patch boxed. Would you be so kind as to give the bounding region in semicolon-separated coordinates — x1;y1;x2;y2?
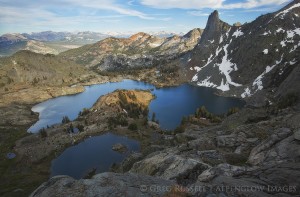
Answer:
0;127;51;197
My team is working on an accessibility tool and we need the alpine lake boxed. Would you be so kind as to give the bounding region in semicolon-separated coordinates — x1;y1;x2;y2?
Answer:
28;79;245;179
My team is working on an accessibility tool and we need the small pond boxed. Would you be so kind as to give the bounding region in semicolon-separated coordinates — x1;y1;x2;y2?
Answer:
50;132;140;179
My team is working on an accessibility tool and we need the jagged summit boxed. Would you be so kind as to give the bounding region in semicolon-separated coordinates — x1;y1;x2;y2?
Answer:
207;10;220;26
202;10;221;37
198;10;230;45
188;0;300;101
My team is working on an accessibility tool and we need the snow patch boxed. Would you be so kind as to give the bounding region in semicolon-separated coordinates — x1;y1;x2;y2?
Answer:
216;44;242;89
232;29;244;38
194;54;214;72
280;28;300;48
226;28;231;38
217;79;230;92
293;28;300;35
190;67;193;71
219;35;223;44
287;30;295;38
261;31;271;36
192;74;198;82
290;59;297;65
263;49;268;54
290;44;298;53
197;76;217;88
215;47;222;57
150;43;162;47
253;74;264;91
12;60;17;65
275;3;300;18
208;40;215;44
252;55;283;92
276;28;285;33
280;41;286;47
241;87;252;98
194;67;201;72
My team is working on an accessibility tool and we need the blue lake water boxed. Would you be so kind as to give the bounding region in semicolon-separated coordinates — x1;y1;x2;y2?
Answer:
50;133;140;179
28;79;245;133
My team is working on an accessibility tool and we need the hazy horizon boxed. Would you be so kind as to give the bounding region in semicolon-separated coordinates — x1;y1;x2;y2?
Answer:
0;0;293;35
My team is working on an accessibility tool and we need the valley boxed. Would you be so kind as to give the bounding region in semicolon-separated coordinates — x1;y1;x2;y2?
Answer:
0;0;300;197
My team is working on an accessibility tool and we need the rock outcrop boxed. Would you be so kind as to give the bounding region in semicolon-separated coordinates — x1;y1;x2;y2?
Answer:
188;0;300;102
30;173;175;197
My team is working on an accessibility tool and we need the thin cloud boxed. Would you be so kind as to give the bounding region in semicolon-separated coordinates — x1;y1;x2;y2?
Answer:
187;11;210;16
128;0;136;6
222;0;290;9
140;0;223;9
139;0;291;9
0;0;159;20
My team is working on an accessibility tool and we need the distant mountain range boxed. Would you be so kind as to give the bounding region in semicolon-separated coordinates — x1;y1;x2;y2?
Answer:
59;29;202;71
0;31;185;56
1;0;299;103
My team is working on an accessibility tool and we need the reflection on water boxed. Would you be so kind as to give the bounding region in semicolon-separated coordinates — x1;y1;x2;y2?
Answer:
28;79;245;133
50;132;140;179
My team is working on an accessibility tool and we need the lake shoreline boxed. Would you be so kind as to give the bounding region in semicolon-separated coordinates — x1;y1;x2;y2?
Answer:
0;73;245;196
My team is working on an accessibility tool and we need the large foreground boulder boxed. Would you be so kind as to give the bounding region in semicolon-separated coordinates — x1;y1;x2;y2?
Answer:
30;172;175;197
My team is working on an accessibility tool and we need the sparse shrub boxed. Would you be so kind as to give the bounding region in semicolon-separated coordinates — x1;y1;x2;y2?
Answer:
62;116;70;123
227;107;240;116
39;128;47;138
69;123;74;133
195;106;222;123
181;116;188;125
128;123;138;131
151;112;156;122
108;114;128;129
174;125;186;134
79;108;90;116
77;124;84;132
32;77;39;85
143;118;148;126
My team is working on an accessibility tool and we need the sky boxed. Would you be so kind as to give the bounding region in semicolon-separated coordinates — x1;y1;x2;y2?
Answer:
0;0;293;35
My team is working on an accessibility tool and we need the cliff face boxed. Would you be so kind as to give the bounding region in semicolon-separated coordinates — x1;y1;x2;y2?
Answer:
29;173;175;197
187;0;300;103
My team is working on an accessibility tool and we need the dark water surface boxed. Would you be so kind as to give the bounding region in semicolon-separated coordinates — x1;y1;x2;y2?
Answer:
34;79;245;179
28;80;244;133
28;79;244;132
50;132;140;179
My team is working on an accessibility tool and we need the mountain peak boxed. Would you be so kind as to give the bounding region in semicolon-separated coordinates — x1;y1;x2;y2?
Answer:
183;28;203;39
206;10;220;31
197;10;229;45
129;32;150;41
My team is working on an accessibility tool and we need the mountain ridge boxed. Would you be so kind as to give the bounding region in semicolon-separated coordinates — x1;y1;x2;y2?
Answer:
59;28;203;71
187;0;300;104
0;31;187;56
